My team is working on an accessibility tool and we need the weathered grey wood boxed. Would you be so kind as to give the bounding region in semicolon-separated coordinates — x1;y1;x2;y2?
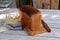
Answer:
0;8;60;40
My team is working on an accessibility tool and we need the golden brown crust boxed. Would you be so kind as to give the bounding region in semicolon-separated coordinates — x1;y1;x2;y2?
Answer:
18;5;50;35
19;5;40;16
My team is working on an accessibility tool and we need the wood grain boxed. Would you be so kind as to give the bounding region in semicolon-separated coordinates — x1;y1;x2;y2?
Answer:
0;9;60;40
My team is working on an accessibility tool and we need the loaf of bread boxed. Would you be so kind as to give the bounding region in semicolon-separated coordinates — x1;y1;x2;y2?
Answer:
18;5;46;35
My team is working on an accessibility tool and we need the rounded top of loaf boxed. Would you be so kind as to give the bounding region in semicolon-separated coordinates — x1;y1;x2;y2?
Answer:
19;5;41;16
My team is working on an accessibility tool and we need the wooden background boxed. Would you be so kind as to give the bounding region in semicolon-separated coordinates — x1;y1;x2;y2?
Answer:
33;0;59;9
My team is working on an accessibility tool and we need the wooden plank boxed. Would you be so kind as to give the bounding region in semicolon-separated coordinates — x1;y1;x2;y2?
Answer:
33;0;41;9
0;9;60;40
51;0;59;9
33;0;50;9
0;29;60;40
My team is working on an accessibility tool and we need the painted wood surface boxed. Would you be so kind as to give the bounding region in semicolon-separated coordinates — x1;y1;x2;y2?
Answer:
0;8;60;40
